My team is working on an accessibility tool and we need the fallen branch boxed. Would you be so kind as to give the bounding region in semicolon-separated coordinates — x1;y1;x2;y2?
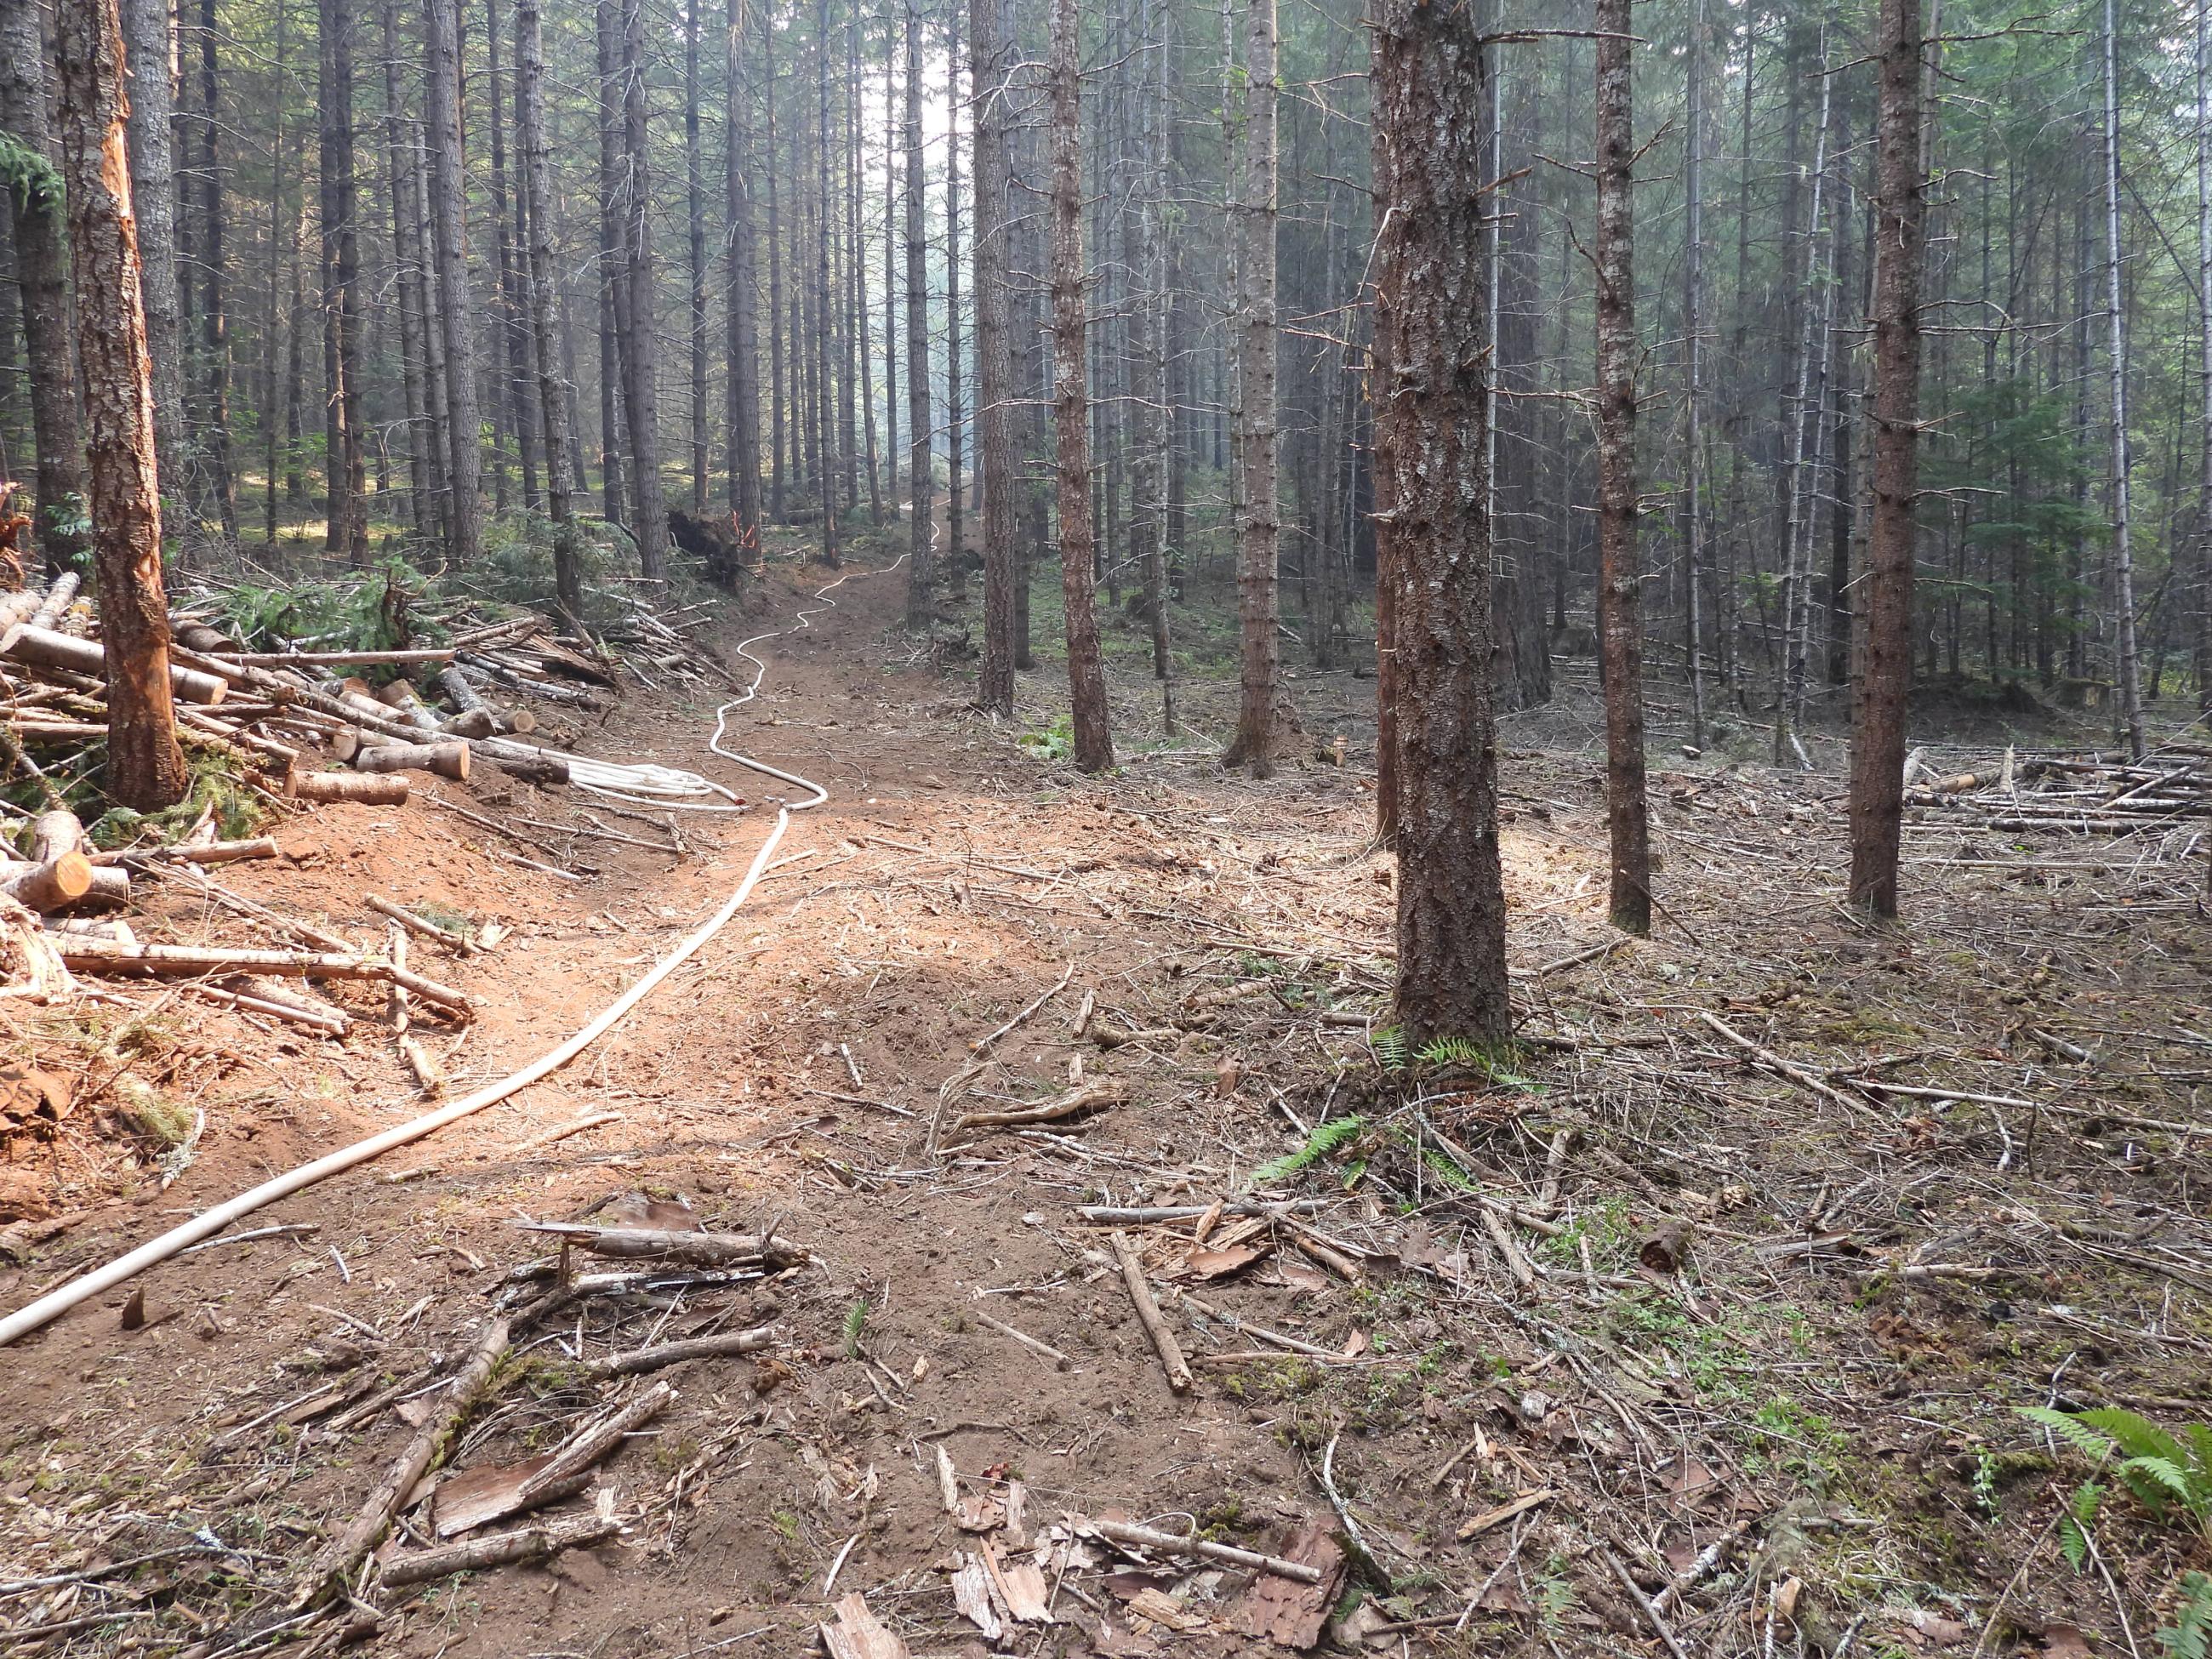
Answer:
509;1221;811;1268
1084;1518;1324;1585
955;1080;1126;1132
1696;1012;1881;1121
584;1325;776;1378
293;1316;510;1609
514;1382;671;1503
54;939;474;1018
379;1512;618;1588
1112;1231;1192;1393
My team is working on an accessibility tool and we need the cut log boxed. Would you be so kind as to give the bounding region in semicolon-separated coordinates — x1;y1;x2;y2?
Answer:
379;1513;619;1589
55;940;474;1017
88;837;281;868
3;624;229;704
436;664;530;735
217;647;457;669
378;678;441;731
507;1220;811;1268
27;809;83;864
330;727;402;762
26;570;79;632
171;621;242;653
352;740;470;782
366;894;480;954
288;769;410;806
184;981;350;1035
66;867;132;912
42;916;138;946
440;707;499;740
1;853;94;911
489;752;570;788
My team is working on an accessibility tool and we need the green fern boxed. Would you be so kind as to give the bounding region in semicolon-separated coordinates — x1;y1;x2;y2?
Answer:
1248;1115;1365;1188
2021;1406;2212;1539
2058;1479;2101;1572
2162;1572;2212;1659
1370;1027;1408;1074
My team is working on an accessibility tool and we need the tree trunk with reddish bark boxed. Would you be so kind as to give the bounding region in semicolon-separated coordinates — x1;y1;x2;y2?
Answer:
53;0;189;811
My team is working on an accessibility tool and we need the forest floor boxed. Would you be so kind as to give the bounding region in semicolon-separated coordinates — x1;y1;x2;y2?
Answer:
2;526;2209;1659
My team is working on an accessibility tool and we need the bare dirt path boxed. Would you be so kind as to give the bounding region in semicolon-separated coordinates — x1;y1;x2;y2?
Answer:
4;545;2210;1658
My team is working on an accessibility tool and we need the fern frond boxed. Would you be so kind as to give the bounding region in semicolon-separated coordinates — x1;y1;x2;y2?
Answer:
2057;1514;2089;1573
2019;1406;2119;1462
1249;1115;1365;1187
2159;1571;2212;1659
2075;1407;2184;1468
2119;1455;2191;1514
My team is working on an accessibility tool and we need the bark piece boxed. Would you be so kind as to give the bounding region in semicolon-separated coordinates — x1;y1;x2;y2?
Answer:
818;1592;910;1659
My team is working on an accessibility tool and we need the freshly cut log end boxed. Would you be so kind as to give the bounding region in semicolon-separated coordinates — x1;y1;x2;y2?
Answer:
289;769;411;806
441;708;499;740
331;727;401;762
352;740;470;782
2;853;94;911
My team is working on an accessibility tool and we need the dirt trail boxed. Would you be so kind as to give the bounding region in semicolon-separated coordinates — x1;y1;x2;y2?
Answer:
4;546;2210;1657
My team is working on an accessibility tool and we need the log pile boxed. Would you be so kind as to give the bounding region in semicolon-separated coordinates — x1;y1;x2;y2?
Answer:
0;568;722;1036
1904;745;2212;836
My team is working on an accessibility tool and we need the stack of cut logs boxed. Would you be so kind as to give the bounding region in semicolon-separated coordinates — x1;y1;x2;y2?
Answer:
0;569;651;1022
1904;745;2212;835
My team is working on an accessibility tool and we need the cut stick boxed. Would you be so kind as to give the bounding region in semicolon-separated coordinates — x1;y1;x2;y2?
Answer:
1111;1231;1192;1393
387;923;410;1033
292;1316;510;1609
1083;1518;1325;1584
379;1513;618;1588
513;1381;672;1503
508;1222;812;1268
181;982;349;1035
584;1325;775;1377
217;647;458;669
401;1036;444;1097
53;940;473;1017
502;1112;621;1155
367;894;481;955
288;769;410;806
352;739;470;782
3;624;229;704
970;1306;1072;1369
955;1080;1127;1132
1696;1011;1883;1121
88;837;279;868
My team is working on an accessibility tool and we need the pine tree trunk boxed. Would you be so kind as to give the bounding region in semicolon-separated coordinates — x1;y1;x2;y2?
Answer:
0;0;88;573
1846;0;1930;917
118;0;191;543
2101;0;2146;761
263;0;293;544
807;0;838;567
882;23;899;507
515;0;582;616
850;9;881;528
725;0;763;575
425;0;481;563
2199;0;2212;718
944;1;965;596
1049;0;1113;772
1593;0;1649;936
1372;0;1508;1044
196;0;237;545
687;0;708;516
618;0;670;579
972;0;1018;713
320;0;368;562
1126;0;1173;727
379;0;430;542
1223;0;1281;773
596;0;627;527
54;0;188;811
764;18;785;523
488;0;542;515
903;0;933;624
1681;0;1707;746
